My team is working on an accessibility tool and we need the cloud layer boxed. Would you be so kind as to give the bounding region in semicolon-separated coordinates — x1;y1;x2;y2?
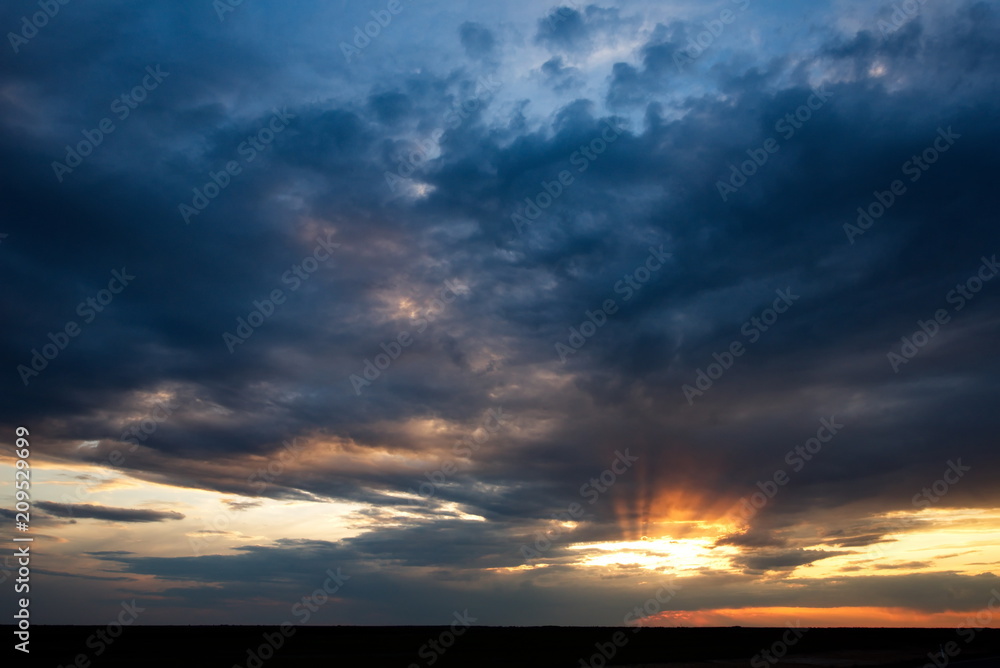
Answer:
2;0;999;625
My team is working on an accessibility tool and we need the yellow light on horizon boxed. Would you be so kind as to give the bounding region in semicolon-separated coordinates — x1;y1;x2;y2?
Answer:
567;536;741;572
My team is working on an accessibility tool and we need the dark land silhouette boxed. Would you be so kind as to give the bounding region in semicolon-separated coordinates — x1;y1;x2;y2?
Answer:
8;626;1000;667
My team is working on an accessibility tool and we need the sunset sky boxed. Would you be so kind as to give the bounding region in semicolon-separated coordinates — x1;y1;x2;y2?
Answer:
2;0;1000;628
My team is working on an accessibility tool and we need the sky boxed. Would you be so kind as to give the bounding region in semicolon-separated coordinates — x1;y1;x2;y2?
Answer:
1;0;1000;629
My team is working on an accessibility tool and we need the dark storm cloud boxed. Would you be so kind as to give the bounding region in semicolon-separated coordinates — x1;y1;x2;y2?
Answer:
459;21;496;61
367;91;414;125
535;7;589;51
2;0;1000;623
36;502;184;522
224;499;262;511
715;529;786;549
6;5;995;521
606;22;689;107
34;568;133;582
732;548;849;573
820;533;896;548
875;561;931;570
534;4;637;54
540;56;583;92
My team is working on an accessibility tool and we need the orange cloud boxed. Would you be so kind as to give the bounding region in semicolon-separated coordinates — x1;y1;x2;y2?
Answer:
642;606;987;628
